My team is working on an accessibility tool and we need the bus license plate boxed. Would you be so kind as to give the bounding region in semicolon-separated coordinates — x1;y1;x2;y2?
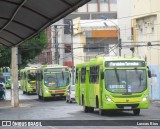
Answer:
124;106;131;109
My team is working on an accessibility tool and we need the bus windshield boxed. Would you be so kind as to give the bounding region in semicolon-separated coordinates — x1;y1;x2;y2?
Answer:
105;69;147;94
44;72;70;87
28;73;36;82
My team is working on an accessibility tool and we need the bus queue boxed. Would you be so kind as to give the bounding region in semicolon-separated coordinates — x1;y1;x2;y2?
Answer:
0;56;151;116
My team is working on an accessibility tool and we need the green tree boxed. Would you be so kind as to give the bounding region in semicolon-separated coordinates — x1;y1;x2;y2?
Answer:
0;31;48;68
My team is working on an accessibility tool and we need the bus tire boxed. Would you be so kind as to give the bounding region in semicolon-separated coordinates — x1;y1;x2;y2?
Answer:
66;99;69;103
83;105;89;113
88;107;94;113
99;109;105;115
42;94;46;101
96;96;99;108
82;97;89;113
133;109;140;116
38;95;41;100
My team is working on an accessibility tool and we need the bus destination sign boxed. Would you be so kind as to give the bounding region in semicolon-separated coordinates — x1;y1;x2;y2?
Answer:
105;61;145;67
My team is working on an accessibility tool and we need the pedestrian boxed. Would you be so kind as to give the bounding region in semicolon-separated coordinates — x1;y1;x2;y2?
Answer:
0;82;5;100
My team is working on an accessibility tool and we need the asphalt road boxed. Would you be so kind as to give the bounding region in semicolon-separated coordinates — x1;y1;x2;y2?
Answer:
0;89;160;129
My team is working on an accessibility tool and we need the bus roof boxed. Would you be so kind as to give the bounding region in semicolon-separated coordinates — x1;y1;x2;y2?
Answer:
76;56;145;67
20;66;39;72
42;64;69;69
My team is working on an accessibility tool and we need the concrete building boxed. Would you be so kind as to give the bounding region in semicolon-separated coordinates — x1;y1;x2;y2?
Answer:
63;0;118;67
117;0;160;100
35;27;52;64
35;0;118;66
72;18;118;66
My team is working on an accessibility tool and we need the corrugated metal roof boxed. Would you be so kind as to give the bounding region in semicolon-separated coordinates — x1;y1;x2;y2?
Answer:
0;0;90;47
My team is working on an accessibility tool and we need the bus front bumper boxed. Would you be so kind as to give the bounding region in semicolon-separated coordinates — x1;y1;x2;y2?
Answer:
27;87;36;93
43;89;66;98
102;101;149;110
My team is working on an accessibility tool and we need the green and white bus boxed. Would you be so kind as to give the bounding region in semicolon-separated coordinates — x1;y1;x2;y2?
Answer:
36;64;70;100
76;56;151;115
0;67;11;88
20;67;37;94
5;76;11;88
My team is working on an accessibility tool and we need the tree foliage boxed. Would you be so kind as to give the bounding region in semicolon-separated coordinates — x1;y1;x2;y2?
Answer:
0;31;48;68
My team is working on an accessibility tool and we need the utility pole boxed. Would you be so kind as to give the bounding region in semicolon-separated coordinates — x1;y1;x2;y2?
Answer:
54;25;59;64
70;21;74;85
11;46;19;107
101;15;122;56
119;37;122;56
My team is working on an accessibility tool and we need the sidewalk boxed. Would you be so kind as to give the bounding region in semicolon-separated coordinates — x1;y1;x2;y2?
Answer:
0;100;12;109
0;100;31;109
151;100;160;107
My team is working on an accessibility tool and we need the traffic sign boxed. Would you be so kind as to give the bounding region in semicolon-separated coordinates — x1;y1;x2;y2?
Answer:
3;72;10;77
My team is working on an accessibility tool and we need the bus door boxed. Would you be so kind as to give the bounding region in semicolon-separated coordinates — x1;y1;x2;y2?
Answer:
99;66;103;108
85;67;90;106
76;69;81;104
80;67;86;105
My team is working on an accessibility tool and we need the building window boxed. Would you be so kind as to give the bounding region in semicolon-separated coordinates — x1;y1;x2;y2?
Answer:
90;66;99;83
84;43;109;53
100;0;108;3
81;67;86;83
64;44;71;53
110;0;117;4
89;0;97;3
64;19;71;34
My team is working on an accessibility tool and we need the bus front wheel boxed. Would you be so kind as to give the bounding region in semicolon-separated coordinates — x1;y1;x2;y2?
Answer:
82;98;88;113
88;107;94;113
99;109;105;115
83;105;89;113
133;109;140;116
42;94;46;101
38;95;41;100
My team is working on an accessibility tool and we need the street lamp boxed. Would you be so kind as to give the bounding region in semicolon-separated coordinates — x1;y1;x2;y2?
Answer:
101;15;121;56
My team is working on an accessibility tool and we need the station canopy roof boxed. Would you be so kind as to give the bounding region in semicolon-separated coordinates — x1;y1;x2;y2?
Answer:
0;0;90;47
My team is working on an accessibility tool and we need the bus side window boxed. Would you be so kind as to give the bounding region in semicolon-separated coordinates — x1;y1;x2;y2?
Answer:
81;67;86;83
90;66;99;83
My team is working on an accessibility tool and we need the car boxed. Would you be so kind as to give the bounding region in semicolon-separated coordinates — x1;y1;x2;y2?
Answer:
66;85;75;103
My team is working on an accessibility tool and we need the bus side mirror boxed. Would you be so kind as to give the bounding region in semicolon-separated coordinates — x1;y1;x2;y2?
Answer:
148;69;151;78
101;72;104;79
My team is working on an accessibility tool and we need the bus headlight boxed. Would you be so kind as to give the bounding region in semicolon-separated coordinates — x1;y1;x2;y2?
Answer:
44;88;49;93
105;95;113;102
28;84;31;87
141;95;148;102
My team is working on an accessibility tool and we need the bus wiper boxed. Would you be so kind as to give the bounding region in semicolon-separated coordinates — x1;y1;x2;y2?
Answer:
139;74;142;86
62;71;64;80
114;68;120;84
